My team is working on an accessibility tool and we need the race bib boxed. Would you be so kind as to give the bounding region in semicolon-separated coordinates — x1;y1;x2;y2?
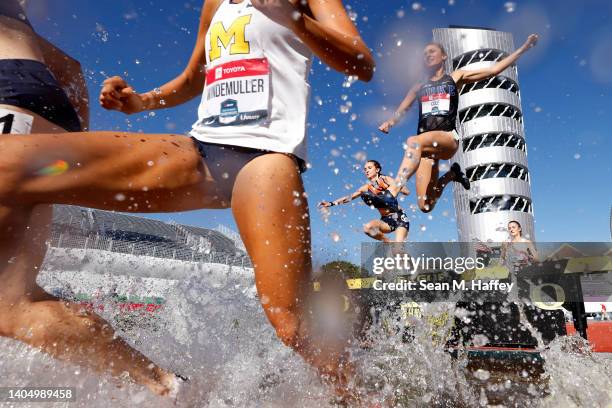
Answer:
200;58;269;127
420;93;450;116
0;108;34;134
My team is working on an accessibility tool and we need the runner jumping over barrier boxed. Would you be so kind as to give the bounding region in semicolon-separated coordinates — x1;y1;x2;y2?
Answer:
379;34;538;213
319;160;410;243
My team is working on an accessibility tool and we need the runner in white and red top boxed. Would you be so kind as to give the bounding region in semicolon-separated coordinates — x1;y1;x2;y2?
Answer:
379;35;538;214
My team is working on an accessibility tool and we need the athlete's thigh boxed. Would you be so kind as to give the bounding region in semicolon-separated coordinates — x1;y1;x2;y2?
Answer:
415;157;439;199
416;130;458;160
394;227;408;242
371;219;393;234
1;129;225;211
231;153;311;315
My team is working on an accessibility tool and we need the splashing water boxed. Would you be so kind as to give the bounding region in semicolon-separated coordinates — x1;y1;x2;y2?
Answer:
1;249;610;407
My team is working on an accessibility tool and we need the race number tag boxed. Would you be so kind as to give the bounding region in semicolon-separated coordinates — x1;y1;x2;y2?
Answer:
420;93;450;116
199;58;269;127
0;108;34;134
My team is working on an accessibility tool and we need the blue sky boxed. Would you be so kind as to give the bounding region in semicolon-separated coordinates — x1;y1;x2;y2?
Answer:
28;0;612;265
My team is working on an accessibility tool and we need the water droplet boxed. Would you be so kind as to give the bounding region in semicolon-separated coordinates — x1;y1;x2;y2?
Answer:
412;2;423;11
95;23;109;42
352;151;367;161
135;59;141;65
534;106;542;112
330;232;341;242
433;141;439;147
396;39;403;47
115;193;126;201
342;76;358;88
474;369;491;380
396;9;405;18
504;1;516;13
420;225;427;232
333;168;339;175
147;160;155;166
293;198;302;206
222;172;229;179
574;153;581;160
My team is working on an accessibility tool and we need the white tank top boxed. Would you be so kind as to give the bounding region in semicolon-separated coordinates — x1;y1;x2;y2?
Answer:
190;0;313;163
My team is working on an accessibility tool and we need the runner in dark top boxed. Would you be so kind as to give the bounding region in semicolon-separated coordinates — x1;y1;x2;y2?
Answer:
379;35;538;213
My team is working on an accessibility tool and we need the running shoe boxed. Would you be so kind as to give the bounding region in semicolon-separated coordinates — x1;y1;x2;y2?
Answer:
451;162;470;190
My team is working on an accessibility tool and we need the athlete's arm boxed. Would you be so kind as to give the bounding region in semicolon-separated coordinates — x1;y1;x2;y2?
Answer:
251;0;374;82
100;0;218;114
378;83;421;134
452;34;538;87
381;175;409;197
526;241;539;263
36;36;90;130
319;185;368;207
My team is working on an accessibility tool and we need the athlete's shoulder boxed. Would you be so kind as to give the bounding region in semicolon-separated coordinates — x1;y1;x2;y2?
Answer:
201;0;225;24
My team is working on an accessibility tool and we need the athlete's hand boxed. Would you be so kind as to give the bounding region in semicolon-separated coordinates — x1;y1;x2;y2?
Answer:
521;34;538;51
378;119;396;134
251;0;301;30
99;76;144;114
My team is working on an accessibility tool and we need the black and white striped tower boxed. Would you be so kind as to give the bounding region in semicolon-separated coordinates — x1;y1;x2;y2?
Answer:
433;27;535;242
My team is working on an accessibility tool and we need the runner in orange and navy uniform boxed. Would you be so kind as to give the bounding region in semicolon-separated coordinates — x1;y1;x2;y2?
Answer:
320;160;410;243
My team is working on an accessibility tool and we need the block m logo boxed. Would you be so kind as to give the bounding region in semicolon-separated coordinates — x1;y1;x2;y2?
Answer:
208;15;252;62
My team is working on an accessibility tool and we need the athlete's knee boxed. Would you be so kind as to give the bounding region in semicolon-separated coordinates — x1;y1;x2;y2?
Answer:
418;199;435;213
405;135;421;151
363;222;377;237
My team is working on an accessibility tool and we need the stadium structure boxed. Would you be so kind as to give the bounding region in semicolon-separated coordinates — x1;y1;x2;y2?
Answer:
433;27;535;242
49;205;251;268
